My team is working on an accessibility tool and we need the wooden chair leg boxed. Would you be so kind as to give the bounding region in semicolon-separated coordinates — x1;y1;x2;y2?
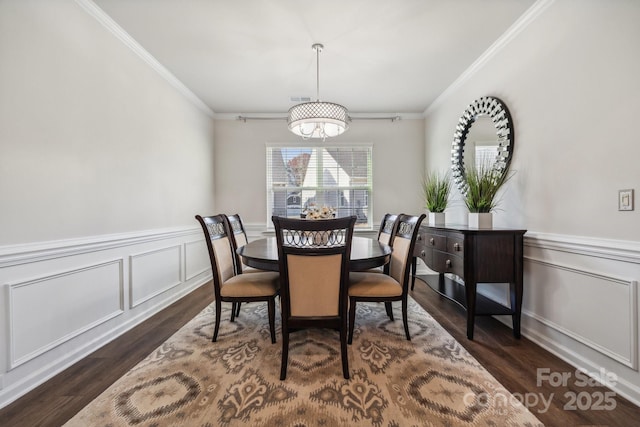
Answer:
385;301;394;321
230;302;237;322
340;323;349;379
268;297;276;344
280;330;289;380
212;299;222;342
348;297;357;344
402;297;410;340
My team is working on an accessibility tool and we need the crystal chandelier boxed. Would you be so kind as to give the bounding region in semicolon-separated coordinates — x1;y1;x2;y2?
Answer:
288;43;350;140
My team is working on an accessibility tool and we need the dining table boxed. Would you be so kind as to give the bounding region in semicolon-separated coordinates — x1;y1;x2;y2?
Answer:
237;236;391;272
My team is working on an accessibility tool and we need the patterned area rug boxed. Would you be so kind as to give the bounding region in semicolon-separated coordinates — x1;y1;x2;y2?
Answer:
65;297;542;426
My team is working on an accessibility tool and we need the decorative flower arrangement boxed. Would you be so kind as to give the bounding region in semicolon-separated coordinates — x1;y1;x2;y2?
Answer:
304;204;336;219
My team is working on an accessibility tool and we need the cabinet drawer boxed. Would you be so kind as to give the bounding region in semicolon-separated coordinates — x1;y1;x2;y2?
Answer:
433;250;464;277
446;235;465;257
414;245;433;266
422;232;446;251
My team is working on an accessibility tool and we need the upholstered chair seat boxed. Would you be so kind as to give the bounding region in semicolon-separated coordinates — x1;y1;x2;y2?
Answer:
348;272;402;297
220;272;280;297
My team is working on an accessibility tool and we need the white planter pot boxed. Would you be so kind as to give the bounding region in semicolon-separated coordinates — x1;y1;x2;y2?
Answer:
428;212;446;227
468;212;492;229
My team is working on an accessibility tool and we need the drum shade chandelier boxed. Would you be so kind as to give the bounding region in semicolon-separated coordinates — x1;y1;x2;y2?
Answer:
288;43;350;140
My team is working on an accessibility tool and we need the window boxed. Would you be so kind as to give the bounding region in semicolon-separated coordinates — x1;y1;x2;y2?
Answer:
267;145;372;229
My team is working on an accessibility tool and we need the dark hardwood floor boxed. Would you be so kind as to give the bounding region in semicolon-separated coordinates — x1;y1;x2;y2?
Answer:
1;279;639;426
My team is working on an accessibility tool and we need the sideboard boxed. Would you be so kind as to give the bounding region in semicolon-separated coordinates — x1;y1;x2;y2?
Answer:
411;225;526;340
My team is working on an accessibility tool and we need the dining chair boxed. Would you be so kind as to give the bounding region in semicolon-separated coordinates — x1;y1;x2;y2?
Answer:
272;215;357;380
348;213;426;343
366;213;400;274
195;214;280;343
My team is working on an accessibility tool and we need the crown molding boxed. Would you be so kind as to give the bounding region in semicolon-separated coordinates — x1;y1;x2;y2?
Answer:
74;0;215;118
424;0;555;115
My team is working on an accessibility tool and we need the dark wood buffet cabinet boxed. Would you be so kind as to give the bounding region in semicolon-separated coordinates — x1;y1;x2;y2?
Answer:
411;225;526;340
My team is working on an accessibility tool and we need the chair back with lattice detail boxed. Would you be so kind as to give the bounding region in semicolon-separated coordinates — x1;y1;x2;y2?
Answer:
273;216;356;318
377;213;399;246
195;214;235;299
388;213;426;290
225;213;251;274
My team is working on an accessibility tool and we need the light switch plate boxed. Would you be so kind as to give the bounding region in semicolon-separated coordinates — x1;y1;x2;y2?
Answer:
619;189;634;211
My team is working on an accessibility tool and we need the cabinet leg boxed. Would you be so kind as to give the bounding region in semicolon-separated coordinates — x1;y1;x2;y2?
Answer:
465;282;477;340
512;313;521;339
510;281;523;339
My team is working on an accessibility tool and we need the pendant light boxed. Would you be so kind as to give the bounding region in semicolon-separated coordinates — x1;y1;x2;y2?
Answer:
287;43;350;140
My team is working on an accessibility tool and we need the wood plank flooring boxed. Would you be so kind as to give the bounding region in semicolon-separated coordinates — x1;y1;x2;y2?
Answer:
1;279;639;426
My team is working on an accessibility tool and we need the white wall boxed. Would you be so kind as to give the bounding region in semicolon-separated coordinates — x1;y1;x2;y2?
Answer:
213;117;425;230
0;0;215;406
424;0;640;404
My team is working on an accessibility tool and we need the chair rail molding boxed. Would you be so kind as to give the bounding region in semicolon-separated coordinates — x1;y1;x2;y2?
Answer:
524;231;640;264
0;226;201;268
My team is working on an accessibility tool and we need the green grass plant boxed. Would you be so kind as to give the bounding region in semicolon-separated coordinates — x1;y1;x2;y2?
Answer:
423;170;452;213
464;161;512;213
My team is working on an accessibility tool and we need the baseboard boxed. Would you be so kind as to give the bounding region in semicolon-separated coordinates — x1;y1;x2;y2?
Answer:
511;315;640;408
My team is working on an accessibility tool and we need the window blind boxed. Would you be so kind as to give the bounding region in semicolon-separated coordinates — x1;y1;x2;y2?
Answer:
266;145;373;228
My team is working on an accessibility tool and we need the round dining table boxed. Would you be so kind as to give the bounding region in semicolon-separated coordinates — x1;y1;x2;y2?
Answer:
237;236;391;272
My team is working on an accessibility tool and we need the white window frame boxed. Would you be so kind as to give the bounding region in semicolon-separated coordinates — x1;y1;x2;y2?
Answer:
266;143;373;230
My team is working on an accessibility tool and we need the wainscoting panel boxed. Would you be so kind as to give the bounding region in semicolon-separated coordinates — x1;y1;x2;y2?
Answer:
185;239;210;281
520;232;640;405
524;257;637;368
7;259;124;369
0;226;209;409
129;245;182;308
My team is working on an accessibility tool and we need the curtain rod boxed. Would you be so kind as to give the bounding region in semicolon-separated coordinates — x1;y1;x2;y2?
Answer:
236;115;402;122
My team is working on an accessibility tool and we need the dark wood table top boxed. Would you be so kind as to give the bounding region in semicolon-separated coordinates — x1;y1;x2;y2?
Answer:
237;236;391;272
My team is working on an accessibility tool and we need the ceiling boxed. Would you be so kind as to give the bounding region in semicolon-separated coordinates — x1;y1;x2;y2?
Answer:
92;0;536;116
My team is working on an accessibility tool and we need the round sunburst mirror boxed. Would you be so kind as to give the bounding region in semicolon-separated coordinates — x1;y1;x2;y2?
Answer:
451;96;514;195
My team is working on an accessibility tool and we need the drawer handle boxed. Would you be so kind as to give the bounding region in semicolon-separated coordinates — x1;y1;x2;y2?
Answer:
429;238;435;245
421;250;425;257
454;242;460;251
446;259;452;268
417;234;422;241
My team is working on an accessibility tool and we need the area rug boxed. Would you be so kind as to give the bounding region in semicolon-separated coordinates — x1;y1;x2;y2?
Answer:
65;297;543;426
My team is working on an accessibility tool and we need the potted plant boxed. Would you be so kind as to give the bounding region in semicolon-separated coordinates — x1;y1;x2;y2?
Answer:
423;170;451;226
463;161;513;228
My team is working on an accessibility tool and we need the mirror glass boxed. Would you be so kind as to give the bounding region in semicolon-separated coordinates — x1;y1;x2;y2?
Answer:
463;114;501;171
451;96;513;195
